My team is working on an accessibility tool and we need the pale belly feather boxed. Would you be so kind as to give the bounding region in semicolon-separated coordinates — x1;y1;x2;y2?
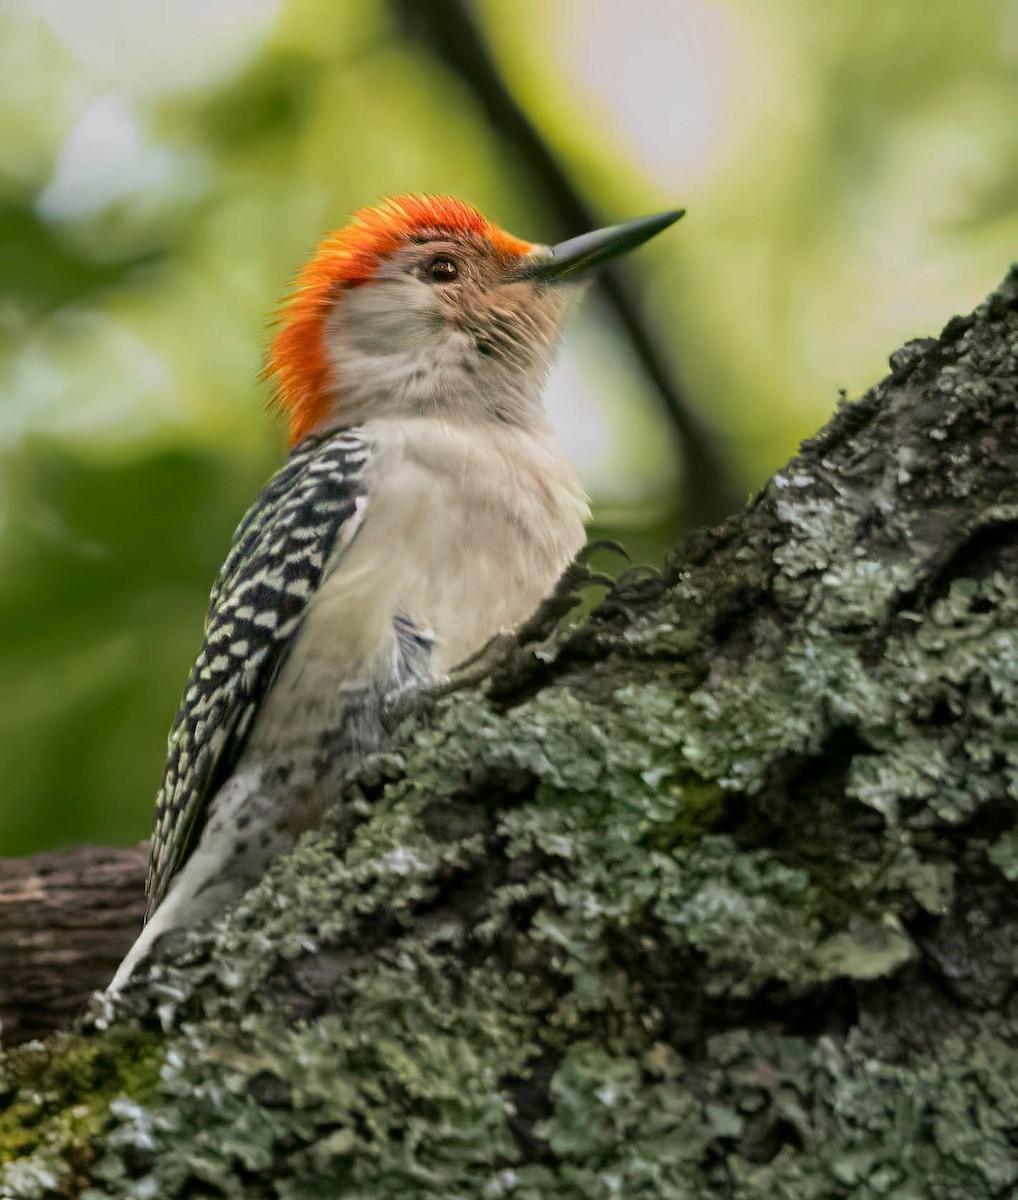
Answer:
249;415;588;757
109;417;586;991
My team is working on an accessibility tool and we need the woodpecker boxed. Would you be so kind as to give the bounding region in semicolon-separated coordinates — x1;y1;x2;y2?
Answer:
110;194;683;990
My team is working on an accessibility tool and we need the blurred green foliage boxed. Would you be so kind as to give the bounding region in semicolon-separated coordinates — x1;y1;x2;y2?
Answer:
0;0;1015;853
0;441;266;848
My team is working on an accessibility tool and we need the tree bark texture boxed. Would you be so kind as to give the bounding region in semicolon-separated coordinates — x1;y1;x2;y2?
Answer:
1;270;1016;1199
0;846;145;1047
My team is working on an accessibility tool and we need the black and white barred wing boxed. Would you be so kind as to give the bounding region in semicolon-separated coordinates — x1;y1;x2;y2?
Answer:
146;429;369;918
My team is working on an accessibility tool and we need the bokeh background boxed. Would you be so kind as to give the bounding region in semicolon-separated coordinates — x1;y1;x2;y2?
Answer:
2;0;1015;855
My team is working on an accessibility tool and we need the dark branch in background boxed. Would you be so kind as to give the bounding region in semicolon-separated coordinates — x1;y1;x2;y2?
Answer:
0;844;146;1045
388;0;740;529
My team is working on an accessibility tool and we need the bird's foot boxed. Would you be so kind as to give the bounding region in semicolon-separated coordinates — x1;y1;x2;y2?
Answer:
432;628;519;699
381;678;432;731
429;540;627;701
513;539;625;647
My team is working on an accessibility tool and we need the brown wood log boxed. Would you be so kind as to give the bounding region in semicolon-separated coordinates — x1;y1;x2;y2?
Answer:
0;843;146;1046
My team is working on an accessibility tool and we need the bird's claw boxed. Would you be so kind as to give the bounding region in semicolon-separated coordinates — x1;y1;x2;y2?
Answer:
381;680;430;731
430;629;519;699
430;541;625;700
514;539;626;646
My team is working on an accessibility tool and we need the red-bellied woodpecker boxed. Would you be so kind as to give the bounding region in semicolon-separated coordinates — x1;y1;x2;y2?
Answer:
110;194;683;990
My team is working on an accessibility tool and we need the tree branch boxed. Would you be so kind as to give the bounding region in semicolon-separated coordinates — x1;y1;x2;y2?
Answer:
1;269;1016;1198
0;845;145;1046
389;0;739;526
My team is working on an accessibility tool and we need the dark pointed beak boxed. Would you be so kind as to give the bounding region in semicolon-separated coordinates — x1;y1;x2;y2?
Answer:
520;208;685;283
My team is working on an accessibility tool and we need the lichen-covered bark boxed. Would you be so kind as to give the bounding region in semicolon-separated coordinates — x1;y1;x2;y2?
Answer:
2;271;1016;1199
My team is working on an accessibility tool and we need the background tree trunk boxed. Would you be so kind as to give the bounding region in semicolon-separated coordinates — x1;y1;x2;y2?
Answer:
0;845;145;1046
1;269;1015;1199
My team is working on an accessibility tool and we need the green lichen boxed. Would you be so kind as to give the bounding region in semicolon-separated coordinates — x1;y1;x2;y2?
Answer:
80;955;534;1199
2;271;1016;1197
0;1031;161;1199
987;825;1018;881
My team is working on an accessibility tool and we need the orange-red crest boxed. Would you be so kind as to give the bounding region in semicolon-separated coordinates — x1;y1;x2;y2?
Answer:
268;195;532;446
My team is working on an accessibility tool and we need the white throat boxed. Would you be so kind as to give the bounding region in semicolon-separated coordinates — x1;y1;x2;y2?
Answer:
319;272;561;430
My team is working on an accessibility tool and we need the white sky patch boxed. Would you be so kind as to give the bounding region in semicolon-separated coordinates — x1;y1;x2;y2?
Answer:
37;96;186;222
554;0;772;195
544;336;613;481
544;309;676;504
1;309;171;448
32;0;280;99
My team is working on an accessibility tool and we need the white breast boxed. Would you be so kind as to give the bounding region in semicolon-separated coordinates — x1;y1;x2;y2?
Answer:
250;415;588;758
341;415;588;674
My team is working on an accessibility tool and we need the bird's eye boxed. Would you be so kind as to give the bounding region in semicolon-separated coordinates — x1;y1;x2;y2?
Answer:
426;255;459;283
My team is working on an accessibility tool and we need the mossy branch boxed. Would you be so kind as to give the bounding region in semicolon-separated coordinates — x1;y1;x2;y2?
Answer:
2;270;1016;1199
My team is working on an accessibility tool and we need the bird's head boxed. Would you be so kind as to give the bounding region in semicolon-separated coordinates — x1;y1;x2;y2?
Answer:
269;194;683;445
